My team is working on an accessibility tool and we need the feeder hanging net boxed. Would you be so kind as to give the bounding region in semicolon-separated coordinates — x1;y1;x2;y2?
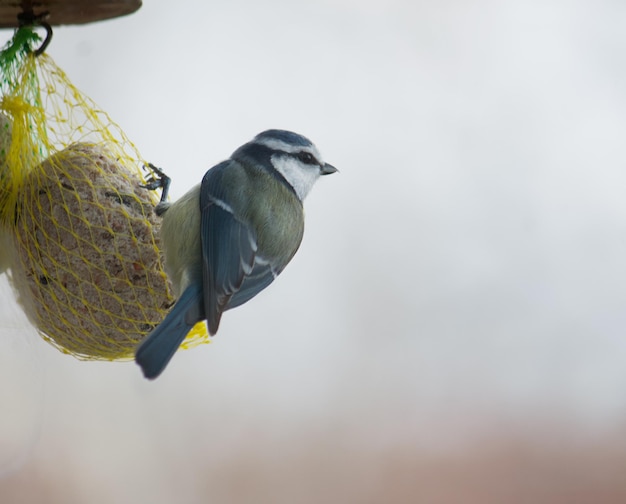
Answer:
0;27;209;360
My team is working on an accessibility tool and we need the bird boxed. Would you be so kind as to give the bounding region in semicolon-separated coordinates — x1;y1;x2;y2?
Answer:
135;129;337;379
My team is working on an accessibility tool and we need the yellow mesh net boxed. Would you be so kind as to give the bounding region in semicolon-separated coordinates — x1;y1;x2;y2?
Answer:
0;27;209;360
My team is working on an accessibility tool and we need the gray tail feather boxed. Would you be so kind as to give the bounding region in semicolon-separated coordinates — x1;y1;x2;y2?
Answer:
135;283;204;379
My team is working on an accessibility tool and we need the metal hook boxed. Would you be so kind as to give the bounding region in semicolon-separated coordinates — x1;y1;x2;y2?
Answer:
33;21;53;56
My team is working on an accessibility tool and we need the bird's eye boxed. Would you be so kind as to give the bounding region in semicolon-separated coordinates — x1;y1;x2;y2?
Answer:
296;151;318;165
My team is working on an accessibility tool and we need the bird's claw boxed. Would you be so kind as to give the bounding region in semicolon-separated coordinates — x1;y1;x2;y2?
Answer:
141;163;169;190
142;162;172;212
142;177;163;191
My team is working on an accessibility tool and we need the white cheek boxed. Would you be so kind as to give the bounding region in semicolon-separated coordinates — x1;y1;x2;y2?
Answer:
271;156;320;200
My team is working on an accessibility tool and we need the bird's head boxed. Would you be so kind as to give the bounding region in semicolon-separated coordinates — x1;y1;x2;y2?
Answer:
234;129;337;201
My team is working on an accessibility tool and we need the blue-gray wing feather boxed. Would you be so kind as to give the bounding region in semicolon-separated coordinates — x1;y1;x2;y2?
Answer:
228;262;277;309
200;161;283;334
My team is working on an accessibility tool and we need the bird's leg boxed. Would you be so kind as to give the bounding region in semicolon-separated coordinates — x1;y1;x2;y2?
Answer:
142;163;171;216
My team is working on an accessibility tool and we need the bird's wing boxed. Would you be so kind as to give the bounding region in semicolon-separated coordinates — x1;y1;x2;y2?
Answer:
199;164;257;335
228;260;278;309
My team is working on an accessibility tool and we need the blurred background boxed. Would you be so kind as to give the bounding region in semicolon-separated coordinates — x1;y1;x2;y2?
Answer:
2;0;626;502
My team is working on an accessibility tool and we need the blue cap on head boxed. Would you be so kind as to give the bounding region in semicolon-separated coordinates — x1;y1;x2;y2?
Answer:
254;129;312;147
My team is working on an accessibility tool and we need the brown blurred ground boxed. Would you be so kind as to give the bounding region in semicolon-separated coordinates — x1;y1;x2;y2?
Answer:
2;428;626;504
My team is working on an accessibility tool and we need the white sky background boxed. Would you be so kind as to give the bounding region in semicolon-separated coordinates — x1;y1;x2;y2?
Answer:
2;0;626;501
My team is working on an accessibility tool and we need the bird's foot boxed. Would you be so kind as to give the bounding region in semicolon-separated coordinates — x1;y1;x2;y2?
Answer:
142;163;171;215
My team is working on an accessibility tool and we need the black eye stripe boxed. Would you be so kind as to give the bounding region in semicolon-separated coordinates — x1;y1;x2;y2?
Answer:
296;151;318;165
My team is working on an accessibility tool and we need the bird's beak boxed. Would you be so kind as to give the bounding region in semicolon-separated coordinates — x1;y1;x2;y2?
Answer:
321;163;338;175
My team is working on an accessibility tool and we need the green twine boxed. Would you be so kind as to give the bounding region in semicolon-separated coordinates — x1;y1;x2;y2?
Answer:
0;27;41;84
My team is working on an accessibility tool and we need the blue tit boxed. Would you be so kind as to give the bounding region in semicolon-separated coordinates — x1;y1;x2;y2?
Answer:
135;130;337;379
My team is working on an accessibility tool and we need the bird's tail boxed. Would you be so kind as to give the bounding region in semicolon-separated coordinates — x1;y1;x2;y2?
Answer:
135;282;204;379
